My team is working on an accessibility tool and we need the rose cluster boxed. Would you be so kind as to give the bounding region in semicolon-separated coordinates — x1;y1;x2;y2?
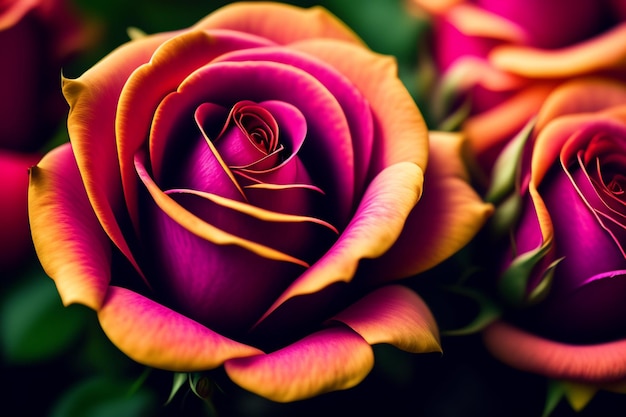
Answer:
28;1;490;402
17;0;626;414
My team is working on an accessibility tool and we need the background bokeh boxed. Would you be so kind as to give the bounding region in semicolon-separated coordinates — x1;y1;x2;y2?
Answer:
2;1;626;416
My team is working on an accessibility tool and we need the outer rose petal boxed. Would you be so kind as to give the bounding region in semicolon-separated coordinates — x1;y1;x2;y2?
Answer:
257;161;424;322
365;132;493;281
490;23;626;78
291;39;428;174
535;78;626;133
97;286;262;371
484;321;626;383
62;31;178;277
0;150;40;269
224;326;374;402
330;285;441;353
28;143;111;310
193;2;363;46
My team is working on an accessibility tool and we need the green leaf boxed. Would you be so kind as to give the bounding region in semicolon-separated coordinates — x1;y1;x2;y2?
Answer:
50;376;157;417
0;273;88;363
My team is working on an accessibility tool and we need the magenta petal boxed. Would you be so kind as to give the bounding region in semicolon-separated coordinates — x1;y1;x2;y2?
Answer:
154;60;356;226
215;47;373;198
28;143;112;310
540;166;626;292
224;326;374;402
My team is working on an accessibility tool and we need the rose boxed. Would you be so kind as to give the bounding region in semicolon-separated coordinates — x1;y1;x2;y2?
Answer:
29;2;492;402
482;78;626;400
0;0;88;271
411;0;626;174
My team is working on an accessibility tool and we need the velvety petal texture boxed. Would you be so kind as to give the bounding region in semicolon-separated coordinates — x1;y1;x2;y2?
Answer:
486;78;626;388
413;0;626;175
29;2;486;402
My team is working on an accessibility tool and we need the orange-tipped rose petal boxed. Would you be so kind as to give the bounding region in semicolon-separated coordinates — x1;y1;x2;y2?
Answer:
447;4;528;43
28;143;111;310
465;83;555;158
412;0;465;15
62;31;176;278
330;285;441;353
484;321;626;383
490;23;626;78
224;326;374;402
292;39;429;173
194;2;363;46
366;132;493;281
98;286;262;371
535;78;626;132
256;161;424;323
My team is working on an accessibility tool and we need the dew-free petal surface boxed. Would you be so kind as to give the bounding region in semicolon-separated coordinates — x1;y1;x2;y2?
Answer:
484;321;626;383
330;285;441;353
97;286;262;371
28;143;111;310
194;2;363;46
224;326;374;402
365;132;493;281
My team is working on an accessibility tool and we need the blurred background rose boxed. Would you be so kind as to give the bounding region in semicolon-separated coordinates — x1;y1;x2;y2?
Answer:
480;77;626;414
0;0;95;271
411;0;626;177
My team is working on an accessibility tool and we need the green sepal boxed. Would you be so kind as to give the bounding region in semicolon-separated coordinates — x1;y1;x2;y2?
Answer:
542;379;566;417
437;97;472;132
441;286;502;336
164;372;188;405
543;379;598;417
189;373;216;400
489;190;522;239
498;242;552;308
486;116;535;205
527;257;564;305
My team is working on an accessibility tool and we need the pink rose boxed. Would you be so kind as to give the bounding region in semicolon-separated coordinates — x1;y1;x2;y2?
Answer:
483;78;626;403
0;0;88;271
412;0;626;174
29;2;492;402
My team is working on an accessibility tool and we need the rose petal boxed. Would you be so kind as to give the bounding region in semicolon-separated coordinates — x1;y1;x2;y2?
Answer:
224;326;374;402
134;151;308;267
490;23;626;78
62;31;175;277
465;83;555;169
477;0;605;48
535;78;626;132
446;4;527;43
116;29;274;231
483;321;626;383
292;39;428;176
215;46;373;198
28;143;111;310
146;59;356;226
97;286;262;371
194;2;364;46
330;285;441;353
256;161;424;323
364;132;493;281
